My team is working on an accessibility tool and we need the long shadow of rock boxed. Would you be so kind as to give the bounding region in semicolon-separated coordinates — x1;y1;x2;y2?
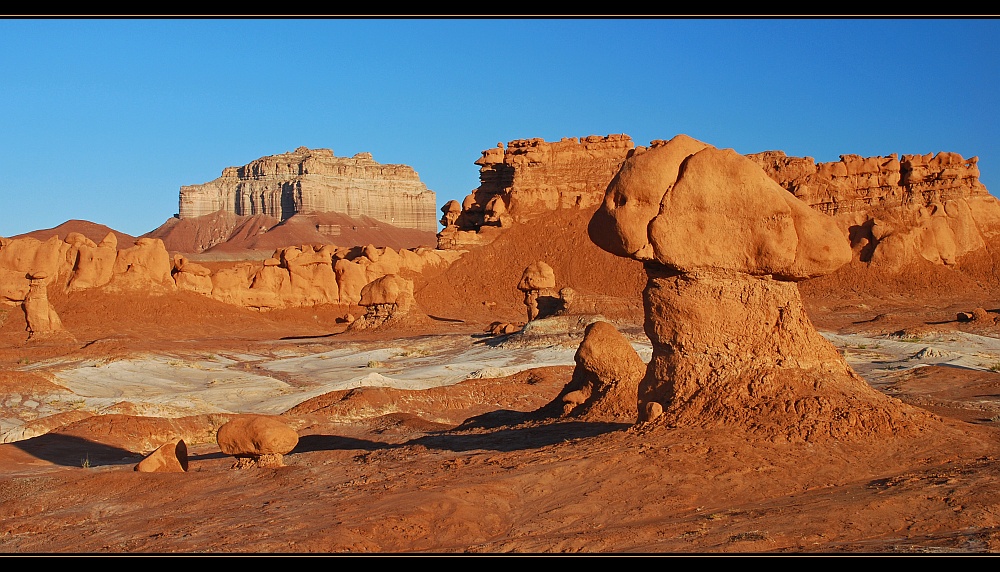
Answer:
292;434;394;454
10;433;140;468
411;419;631;453
287;415;630;456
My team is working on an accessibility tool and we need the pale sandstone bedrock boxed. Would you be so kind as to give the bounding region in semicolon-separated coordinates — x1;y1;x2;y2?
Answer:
179;147;437;233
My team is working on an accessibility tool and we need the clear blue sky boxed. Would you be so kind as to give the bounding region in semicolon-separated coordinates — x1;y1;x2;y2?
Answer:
1;17;997;237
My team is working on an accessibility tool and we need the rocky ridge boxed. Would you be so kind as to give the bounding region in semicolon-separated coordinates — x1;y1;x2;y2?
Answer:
437;134;634;249
748;149;1000;270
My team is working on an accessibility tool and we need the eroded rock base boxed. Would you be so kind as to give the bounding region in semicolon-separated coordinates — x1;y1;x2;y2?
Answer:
639;265;933;442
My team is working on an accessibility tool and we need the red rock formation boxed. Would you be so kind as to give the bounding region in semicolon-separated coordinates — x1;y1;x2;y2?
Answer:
438;134;634;249
23;271;65;339
545;320;646;423
216;415;299;469
589;134;930;441
179;147;438;233
349;274;419;331
748;149;1000;271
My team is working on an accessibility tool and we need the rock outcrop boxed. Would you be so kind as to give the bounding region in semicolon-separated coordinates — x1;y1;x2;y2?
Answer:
179;147;438;233
216;415;299;469
438;135;634;249
134;439;188;473
349;274;418;331
517;261;562;322
589;134;930;441
23;271;64;340
545;320;646;423
747;149;1000;271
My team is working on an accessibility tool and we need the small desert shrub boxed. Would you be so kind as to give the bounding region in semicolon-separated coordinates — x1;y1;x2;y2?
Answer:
989;363;1000;373
729;530;769;542
366;360;385;368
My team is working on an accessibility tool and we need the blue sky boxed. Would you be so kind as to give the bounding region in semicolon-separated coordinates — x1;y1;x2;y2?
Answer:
1;17;997;237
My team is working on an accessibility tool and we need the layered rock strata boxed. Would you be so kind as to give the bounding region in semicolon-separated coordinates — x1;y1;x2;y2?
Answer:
589;134;931;441
748;149;1000;270
180;147;438;233
438;134;634;249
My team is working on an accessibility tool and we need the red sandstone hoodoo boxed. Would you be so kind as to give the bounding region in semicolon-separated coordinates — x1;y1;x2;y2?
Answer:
588;134;939;441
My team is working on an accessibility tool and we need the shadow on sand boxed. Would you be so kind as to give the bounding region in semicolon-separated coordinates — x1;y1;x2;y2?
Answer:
10;433;141;468
289;410;630;457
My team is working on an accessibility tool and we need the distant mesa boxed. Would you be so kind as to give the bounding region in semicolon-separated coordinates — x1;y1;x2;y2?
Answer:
178;146;438;234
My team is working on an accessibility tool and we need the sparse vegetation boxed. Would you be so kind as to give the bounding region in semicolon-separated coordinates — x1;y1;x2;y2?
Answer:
729;530;769;543
81;455;91;469
989;363;1000;373
366;360;385;368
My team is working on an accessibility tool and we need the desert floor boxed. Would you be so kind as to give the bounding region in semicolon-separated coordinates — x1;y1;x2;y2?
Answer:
4;282;1000;555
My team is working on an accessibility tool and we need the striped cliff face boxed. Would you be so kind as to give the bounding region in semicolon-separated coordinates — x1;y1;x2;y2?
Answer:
179;147;438;234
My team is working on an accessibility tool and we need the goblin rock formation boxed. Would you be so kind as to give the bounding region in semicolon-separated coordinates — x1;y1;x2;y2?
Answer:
517;261;562;322
589;134;927;441
216;415;299;469
0;228;462;334
23;271;65;340
438;135;634;249
546;320;646;423
179;147;438;233
349;274;418;331
747;149;1000;271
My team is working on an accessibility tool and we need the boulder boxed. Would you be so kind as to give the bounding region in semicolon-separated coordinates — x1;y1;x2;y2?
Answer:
216;415;298;469
134;439;188;473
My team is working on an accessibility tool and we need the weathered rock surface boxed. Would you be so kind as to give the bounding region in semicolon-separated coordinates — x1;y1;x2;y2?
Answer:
216;415;298;469
589;134;935;441
748;149;1000;271
349;274;419;331
544;320;646;423
179;147;438;233
134;439;188;473
438;135;634;249
23;271;64;339
517;261;563;322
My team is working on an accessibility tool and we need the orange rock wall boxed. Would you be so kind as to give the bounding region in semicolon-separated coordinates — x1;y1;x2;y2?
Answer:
748;150;1000;269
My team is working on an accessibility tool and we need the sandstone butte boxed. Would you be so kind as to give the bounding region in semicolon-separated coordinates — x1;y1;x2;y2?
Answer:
2;132;999;338
176;145;438;238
